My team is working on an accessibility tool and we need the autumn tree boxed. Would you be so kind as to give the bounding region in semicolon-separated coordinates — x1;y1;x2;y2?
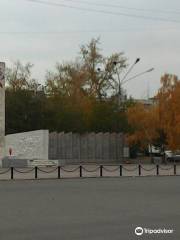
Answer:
45;38;127;100
157;74;180;150
44;38;129;132
127;73;180;155
79;38;127;99
5;61;46;134
127;103;160;154
6;61;39;91
5;39;131;134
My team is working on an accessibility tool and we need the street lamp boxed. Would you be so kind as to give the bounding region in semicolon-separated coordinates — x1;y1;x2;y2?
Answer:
96;59;154;105
113;58;141;105
116;58;140;84
122;68;154;85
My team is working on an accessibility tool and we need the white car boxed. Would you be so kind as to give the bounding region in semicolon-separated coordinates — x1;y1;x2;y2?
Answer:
165;151;180;162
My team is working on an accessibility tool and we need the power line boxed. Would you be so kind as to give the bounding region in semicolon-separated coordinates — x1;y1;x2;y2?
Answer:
25;0;180;23
61;0;180;15
0;30;128;35
0;26;179;35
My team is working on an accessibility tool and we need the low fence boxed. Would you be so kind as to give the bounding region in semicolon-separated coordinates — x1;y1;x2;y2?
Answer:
0;164;179;180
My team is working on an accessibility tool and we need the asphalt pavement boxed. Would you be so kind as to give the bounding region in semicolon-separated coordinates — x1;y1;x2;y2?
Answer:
0;177;179;240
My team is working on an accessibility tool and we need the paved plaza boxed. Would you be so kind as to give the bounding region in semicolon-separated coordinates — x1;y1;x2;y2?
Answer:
0;177;179;240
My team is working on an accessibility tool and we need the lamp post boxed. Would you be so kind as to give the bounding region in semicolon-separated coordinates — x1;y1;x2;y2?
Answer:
113;59;154;106
114;58;140;84
97;58;154;105
122;68;154;85
113;58;141;106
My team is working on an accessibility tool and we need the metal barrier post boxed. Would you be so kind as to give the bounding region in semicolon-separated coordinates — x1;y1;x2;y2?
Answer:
58;166;61;179
100;165;103;177
80;165;82;177
35;167;38;179
156;165;159;176
120;165;122;176
174;165;176;175
11;167;14;180
138;165;141;176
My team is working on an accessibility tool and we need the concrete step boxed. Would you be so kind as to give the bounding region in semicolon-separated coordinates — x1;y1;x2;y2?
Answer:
29;159;58;167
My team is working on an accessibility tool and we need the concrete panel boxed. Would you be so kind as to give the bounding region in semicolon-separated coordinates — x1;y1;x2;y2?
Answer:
109;133;117;161
60;132;66;159
87;133;95;162
72;133;80;163
117;133;124;161
95;133;103;163
64;133;73;163
57;132;64;159
102;133;110;162
49;131;125;164
49;132;58;159
5;130;49;160
80;134;88;161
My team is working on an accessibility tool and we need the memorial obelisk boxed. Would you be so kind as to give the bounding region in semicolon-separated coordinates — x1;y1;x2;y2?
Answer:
0;62;5;162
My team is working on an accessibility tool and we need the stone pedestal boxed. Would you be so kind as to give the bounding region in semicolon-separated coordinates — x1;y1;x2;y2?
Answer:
0;62;5;163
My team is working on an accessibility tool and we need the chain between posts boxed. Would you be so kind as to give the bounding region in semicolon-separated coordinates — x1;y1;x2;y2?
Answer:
37;167;58;174
61;166;80;173
158;165;174;171
0;168;11;175
103;166;120;172
122;165;139;172
0;164;178;180
141;165;157;171
14;168;35;174
82;166;100;172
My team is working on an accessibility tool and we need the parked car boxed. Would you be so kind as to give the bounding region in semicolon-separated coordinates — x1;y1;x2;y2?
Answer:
165;151;180;162
148;145;163;157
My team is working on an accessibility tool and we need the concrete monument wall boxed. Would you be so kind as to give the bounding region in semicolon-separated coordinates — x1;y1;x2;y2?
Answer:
0;62;5;160
49;132;126;164
5;130;49;160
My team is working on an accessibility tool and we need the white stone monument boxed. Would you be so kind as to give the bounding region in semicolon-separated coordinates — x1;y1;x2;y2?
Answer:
5;130;49;160
0;62;5;162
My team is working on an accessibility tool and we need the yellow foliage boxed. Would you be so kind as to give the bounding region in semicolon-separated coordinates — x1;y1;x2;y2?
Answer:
157;74;180;150
127;74;180;150
127;103;159;148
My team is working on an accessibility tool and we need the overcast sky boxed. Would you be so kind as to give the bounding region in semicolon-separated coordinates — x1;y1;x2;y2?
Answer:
0;0;180;98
